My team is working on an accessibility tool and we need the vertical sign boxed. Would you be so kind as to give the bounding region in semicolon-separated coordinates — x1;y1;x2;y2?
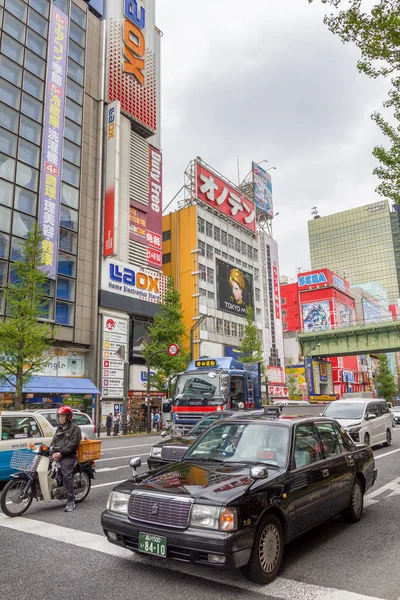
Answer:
147;146;162;268
252;162;273;216
38;6;69;279
102;315;128;398
273;262;280;319
103;101;120;257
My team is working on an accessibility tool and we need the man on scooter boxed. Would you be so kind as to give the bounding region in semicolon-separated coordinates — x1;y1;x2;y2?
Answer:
51;406;82;512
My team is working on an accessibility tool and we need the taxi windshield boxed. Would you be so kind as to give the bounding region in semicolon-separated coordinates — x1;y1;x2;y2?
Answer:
184;422;289;468
190;413;228;435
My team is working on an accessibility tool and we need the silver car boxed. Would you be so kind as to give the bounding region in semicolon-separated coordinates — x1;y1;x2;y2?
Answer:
33;409;96;440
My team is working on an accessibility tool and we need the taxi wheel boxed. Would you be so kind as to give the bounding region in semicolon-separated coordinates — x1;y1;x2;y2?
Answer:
342;477;364;523
384;429;392;447
243;513;284;584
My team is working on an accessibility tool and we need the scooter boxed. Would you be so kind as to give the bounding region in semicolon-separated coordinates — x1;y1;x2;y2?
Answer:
0;442;95;517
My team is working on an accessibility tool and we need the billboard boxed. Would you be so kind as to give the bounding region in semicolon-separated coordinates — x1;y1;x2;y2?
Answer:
252;162;273;216
101;259;167;304
302;301;331;332
104;101;120;257
196;162;256;233
298;269;350;292
362;298;381;324
102;316;128;398
216;259;254;317
38;6;69;279
105;0;158;134
337;301;355;328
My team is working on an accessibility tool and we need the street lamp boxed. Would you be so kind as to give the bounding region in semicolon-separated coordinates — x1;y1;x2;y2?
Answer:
304;344;320;402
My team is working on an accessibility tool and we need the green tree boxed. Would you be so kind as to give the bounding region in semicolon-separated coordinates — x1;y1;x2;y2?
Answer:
309;0;400;204
376;354;396;401
239;306;264;367
142;278;189;391
0;224;55;410
286;357;299;399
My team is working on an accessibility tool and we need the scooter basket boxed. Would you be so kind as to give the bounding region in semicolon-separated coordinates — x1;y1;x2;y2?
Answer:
10;449;35;472
77;440;102;462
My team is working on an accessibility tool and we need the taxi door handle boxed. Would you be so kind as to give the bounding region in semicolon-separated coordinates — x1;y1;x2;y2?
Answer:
322;469;329;478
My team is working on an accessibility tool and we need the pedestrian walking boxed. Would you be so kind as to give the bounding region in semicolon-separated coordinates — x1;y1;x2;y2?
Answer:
106;413;113;436
153;410;160;432
113;413;120;436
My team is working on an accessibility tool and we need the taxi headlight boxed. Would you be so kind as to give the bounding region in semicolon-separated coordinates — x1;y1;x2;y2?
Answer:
151;446;162;458
106;492;130;514
190;505;237;531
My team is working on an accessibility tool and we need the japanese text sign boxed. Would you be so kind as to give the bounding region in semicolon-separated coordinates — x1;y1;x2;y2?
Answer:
195;163;256;232
38;6;69;279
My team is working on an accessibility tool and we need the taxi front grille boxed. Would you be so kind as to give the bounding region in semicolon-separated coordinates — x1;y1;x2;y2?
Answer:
161;446;187;461
128;493;192;529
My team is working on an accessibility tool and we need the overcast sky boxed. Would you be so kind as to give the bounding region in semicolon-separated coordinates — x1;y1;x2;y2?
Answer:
156;0;389;280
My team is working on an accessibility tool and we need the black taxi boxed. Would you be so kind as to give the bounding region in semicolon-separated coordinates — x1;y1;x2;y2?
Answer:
101;413;377;585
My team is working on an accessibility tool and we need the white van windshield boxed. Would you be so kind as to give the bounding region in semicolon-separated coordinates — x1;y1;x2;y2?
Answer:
323;403;364;420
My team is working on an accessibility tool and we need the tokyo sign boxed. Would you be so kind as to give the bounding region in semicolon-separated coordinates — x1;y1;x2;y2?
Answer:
195;162;256;233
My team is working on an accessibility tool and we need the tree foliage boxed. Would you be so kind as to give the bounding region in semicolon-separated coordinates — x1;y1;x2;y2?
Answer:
309;0;400;204
0;224;55;410
239;306;264;371
286;357;300;399
376;353;396;401
142;278;189;391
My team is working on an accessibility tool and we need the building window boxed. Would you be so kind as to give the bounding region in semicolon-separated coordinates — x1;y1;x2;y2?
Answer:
283;321;287;330
198;240;205;257
198;216;204;234
229;255;234;262
207;290;215;302
216;318;223;334
282;309;286;316
253;248;258;262
199;263;206;281
162;230;171;241
214;226;220;242
162;253;171;264
256;308;261;318
221;230;227;246
215;247;221;256
55;301;74;327
206;266;214;284
235;238;240;253
199;287;206;297
56;276;75;302
254;268;259;280
207;316;215;332
241;240;247;255
231;322;238;337
255;288;261;302
222;251;228;259
281;298;286;304
247;245;253;260
206;244;213;259
224;320;231;336
206;221;213;237
228;234;234;249
238;323;244;338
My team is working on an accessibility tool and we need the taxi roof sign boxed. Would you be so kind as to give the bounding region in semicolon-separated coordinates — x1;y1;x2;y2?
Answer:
195;359;217;368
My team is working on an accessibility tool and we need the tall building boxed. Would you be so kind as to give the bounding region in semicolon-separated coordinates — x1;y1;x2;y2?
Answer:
162;159;285;398
0;1;165;422
308;200;400;303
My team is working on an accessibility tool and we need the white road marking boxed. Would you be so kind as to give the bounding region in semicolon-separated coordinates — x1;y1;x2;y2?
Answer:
365;476;400;507
374;447;400;460
92;479;126;488
97;454;145;463
0;514;385;600
96;465;132;473
101;443;155;452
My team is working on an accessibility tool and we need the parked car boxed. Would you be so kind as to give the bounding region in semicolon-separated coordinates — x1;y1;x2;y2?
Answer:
0;411;55;481
148;408;265;470
102;413;376;584
272;399;311;406
321;398;392;447
33;409;96;440
390;405;400;426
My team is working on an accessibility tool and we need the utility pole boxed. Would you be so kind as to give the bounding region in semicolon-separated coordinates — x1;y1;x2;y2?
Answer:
304;344;320;401
116;345;129;435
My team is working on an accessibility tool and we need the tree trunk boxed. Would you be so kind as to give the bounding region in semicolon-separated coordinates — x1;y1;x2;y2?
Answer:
15;366;23;410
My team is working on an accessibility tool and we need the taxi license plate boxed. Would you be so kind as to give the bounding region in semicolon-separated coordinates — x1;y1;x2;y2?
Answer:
139;533;167;557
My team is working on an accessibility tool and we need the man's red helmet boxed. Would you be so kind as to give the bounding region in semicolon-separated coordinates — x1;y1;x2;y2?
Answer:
57;406;73;422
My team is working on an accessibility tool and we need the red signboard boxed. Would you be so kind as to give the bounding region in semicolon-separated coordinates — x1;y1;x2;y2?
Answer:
104;101;120;257
273;261;280;319
195;162;256;232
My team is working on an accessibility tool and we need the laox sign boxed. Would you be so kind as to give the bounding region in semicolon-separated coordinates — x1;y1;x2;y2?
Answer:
110;263;159;292
123;0;146;85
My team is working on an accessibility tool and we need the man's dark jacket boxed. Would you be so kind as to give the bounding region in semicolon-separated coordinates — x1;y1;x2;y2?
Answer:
51;421;82;458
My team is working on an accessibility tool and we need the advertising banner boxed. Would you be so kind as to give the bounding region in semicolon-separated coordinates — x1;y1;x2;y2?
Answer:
266;366;285;385
147;145;162;268
337;301;355;328
105;0;158;133
101;259;167;304
216;259;254;317
302;301;331;332
38;6;69;279
362;298;381;324
196;162;256;233
298;269;350;292
104;101;120;257
252;162;273;216
102;316;128;398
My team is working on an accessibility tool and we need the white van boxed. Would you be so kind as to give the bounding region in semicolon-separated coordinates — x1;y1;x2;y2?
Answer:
0;411;55;481
321;398;393;447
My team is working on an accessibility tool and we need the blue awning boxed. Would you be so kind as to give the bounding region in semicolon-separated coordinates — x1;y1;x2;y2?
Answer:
0;376;100;395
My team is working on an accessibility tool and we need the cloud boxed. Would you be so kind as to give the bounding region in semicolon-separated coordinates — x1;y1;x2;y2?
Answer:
157;0;390;277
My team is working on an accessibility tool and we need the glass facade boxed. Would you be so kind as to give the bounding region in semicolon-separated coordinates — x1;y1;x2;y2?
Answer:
308;201;400;303
0;0;86;325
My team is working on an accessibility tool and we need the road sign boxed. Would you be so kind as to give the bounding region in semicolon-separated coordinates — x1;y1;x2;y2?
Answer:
168;343;179;357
